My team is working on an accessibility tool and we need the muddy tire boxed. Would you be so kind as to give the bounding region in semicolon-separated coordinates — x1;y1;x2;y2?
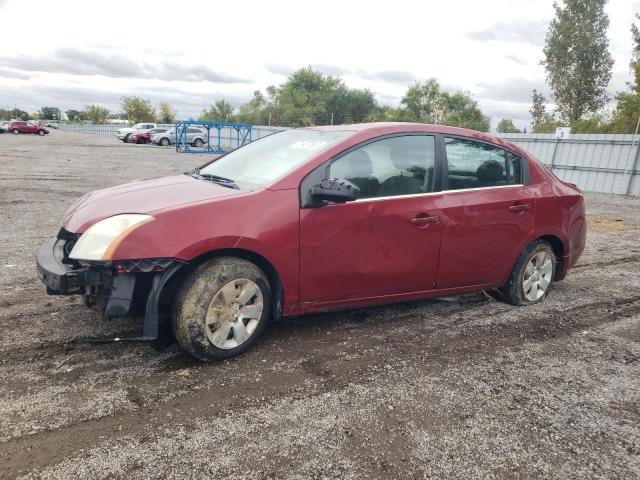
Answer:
500;240;556;306
172;257;271;361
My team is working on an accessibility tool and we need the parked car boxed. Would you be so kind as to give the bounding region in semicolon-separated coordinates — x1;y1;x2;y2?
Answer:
151;127;207;147
45;121;59;129
7;121;49;136
0;121;9;133
116;123;157;142
36;123;586;362
128;128;168;144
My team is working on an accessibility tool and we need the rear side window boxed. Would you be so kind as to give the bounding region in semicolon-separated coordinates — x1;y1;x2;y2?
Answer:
444;137;521;190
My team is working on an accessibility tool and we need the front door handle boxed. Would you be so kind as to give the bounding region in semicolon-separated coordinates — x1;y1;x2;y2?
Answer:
508;203;531;212
409;216;438;226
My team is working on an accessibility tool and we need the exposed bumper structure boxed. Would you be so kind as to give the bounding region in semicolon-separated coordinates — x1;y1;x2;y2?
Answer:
36;235;186;340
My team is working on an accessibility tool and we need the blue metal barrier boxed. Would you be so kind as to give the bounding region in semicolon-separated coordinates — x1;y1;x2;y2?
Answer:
175;121;252;154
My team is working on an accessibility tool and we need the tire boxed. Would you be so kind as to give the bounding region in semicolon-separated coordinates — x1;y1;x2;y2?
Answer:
159;138;170;147
124;134;131;143
137;138;144;144
192;138;204;148
37;130;45;136
501;240;556;306
12;129;20;135
172;257;271;361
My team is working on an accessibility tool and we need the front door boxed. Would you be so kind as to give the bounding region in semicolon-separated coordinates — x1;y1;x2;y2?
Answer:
299;134;443;306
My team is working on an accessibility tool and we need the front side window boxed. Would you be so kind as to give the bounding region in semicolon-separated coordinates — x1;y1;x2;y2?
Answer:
198;129;350;190
445;137;521;190
328;135;436;199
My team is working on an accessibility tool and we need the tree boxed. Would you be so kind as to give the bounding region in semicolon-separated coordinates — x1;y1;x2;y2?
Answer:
541;0;614;122
401;80;490;131
530;90;558;133
236;90;269;125
83;104;110;124
65;109;84;122
199;99;234;122
157;102;176;124
496;119;521;133
401;79;443;123
609;14;640;133
39;106;61;120
121;96;156;125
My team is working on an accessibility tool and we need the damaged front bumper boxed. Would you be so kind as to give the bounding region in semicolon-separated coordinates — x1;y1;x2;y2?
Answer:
36;233;186;340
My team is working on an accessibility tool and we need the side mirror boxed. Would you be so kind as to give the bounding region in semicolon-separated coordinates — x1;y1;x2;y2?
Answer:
310;178;359;204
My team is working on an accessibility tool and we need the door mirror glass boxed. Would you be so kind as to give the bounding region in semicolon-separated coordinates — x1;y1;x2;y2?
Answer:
310;178;359;204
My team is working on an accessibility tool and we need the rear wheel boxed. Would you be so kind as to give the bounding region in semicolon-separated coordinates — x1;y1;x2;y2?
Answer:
172;257;271;361
12;129;20;135
192;138;204;148
501;240;556;306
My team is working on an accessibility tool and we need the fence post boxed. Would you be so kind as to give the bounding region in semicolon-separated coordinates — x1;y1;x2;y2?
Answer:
549;138;560;171
625;142;640;195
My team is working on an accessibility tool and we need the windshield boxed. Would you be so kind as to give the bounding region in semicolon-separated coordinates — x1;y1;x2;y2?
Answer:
196;129;350;189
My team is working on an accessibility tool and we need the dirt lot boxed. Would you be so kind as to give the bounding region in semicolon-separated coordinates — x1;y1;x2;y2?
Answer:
1;130;639;479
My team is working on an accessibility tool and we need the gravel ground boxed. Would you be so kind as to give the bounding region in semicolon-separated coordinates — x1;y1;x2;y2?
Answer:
1;130;639;479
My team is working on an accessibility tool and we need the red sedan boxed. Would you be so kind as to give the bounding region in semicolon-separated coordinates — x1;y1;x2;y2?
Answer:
128;128;167;144
36;123;586;361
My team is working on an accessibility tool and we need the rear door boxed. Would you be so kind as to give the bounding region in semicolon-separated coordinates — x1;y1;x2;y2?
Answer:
436;137;535;288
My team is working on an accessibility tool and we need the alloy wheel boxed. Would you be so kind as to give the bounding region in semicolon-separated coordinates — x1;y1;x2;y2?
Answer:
522;251;553;301
205;278;263;349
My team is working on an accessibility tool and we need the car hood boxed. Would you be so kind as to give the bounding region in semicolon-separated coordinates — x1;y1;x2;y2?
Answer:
63;174;245;233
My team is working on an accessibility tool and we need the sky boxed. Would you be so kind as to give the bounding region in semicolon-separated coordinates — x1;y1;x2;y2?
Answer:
0;0;638;130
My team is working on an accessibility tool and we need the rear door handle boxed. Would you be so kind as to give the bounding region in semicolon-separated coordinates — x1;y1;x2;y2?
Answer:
409;216;438;226
508;204;531;212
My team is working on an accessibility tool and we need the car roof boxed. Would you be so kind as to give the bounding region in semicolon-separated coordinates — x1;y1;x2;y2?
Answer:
302;122;524;156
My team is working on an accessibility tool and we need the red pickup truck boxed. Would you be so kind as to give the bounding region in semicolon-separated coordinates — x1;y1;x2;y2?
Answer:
7;121;49;136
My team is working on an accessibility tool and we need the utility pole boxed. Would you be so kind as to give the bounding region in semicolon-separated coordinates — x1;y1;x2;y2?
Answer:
330;112;334;125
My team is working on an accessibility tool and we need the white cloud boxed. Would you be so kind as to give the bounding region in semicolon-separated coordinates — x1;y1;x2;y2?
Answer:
0;0;636;125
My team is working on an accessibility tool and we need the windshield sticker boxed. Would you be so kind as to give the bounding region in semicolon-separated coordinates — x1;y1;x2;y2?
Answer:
289;140;329;150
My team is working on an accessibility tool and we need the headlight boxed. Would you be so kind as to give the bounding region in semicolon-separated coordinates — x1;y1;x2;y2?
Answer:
69;214;154;261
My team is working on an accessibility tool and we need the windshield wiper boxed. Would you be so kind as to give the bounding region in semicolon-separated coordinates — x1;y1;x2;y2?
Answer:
195;172;239;189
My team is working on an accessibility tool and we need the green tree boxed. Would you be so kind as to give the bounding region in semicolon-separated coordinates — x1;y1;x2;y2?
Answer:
157;102;176;124
530;90;559;133
82;105;110;124
199;99;234;122
609;14;640;133
236;90;269;125
65;109;84;122
121;96;156;125
400;80;490;131
401;79;443;122
39;106;61;120
496;119;521;133
541;0;614;122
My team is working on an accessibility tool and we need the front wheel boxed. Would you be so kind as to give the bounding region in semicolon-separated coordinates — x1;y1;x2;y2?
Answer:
500;240;556;306
37;130;45;136
159;138;170;146
12;129;20;135
192;138;204;148
172;257;271;361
